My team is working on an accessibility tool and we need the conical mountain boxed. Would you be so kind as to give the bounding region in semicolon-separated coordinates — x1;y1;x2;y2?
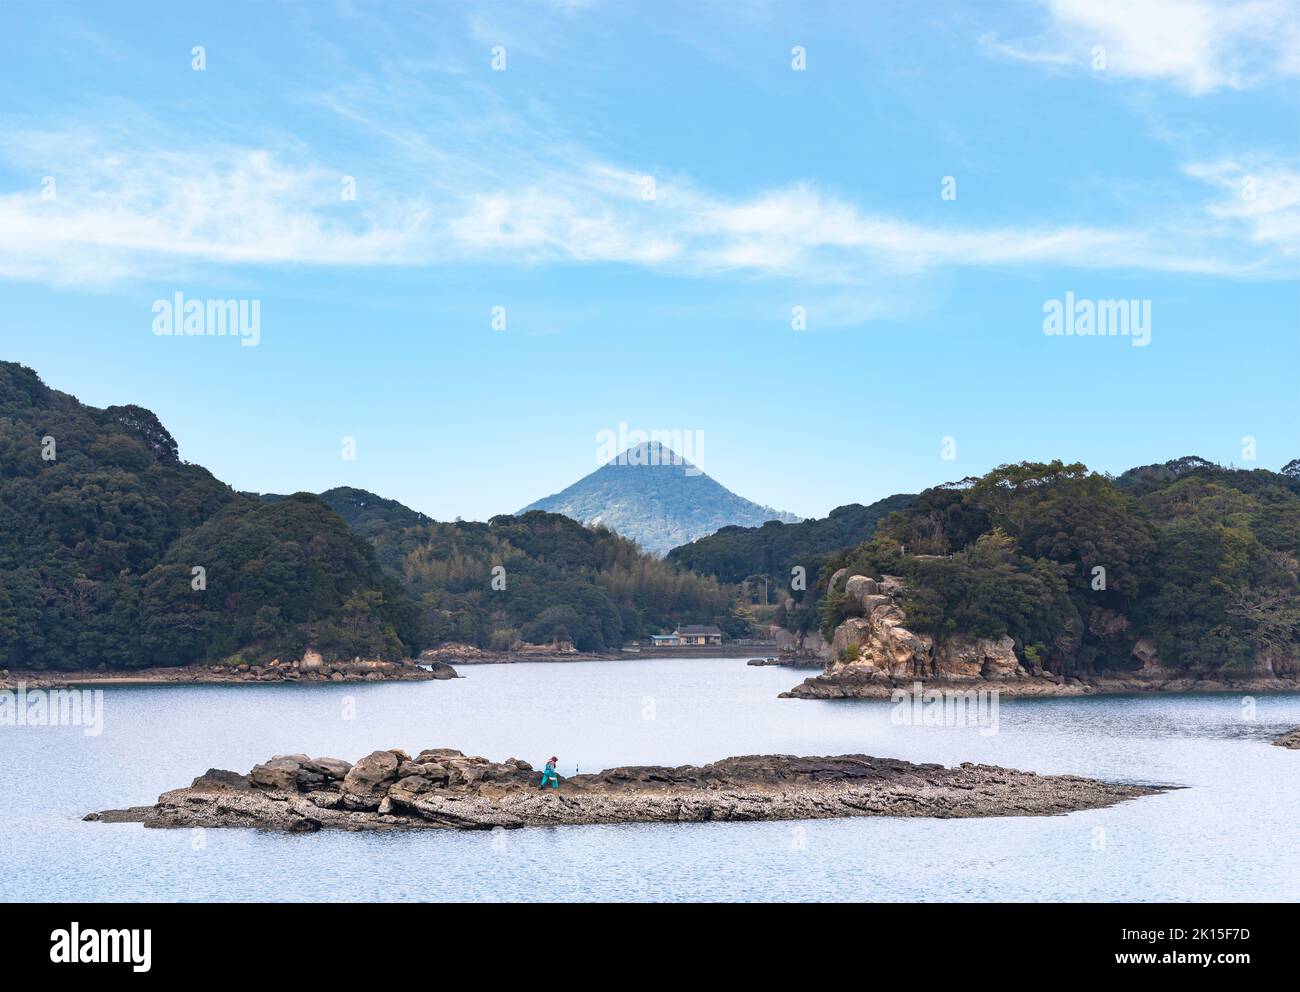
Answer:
520;441;800;556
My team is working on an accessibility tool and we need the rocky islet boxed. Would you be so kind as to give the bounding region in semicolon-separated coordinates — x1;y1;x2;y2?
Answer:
87;747;1165;833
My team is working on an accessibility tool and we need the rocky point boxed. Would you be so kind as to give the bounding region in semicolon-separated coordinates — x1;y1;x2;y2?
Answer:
86;747;1164;832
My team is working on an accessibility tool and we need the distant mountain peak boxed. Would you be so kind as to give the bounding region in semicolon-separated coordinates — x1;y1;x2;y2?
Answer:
602;440;700;474
520;447;799;556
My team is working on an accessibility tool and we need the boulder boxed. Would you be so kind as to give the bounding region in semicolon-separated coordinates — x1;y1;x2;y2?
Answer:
190;768;252;792
444;758;491;787
859;594;893;616
250;758;302;792
304;757;352;780
415;748;464;763
340;750;400;808
844;575;878;603
388;776;437;804
877;574;905;596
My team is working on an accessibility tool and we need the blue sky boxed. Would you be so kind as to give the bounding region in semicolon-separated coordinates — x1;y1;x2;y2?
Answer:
1;0;1297;520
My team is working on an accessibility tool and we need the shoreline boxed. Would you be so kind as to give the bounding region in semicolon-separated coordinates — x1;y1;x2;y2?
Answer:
1275;728;1300;749
780;670;1300;699
419;645;776;665
0;659;458;690
87;747;1167;832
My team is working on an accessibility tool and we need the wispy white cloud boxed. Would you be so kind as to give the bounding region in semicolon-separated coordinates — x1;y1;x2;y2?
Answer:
983;0;1300;94
0;129;429;284
0;123;1291;287
977;32;1075;67
1183;156;1300;253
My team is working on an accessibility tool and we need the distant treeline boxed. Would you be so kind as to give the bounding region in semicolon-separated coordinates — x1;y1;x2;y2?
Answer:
805;458;1300;676
666;494;915;599
0;362;736;670
299;487;740;653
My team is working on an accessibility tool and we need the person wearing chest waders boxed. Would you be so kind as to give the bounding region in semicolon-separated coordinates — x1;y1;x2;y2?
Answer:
539;756;560;790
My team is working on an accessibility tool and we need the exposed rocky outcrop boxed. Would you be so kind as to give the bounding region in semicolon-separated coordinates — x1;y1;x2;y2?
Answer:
0;654;456;690
792;575;1048;697
774;627;830;661
1274;728;1300;749
419;644;616;665
746;656;821;669
782;572;1300;699
86;747;1163;832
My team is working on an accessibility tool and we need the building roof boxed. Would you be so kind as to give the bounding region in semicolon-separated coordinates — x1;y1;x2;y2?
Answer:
674;625;723;636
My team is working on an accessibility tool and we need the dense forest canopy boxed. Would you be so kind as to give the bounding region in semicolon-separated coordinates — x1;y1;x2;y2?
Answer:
666;494;915;602
5;360;1295;677
801;459;1300;676
0;362;738;670
288;487;741;652
0;363;422;670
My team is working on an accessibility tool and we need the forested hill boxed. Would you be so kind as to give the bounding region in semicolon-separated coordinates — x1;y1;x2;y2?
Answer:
265;487;741;652
0;362;740;670
0;362;421;671
808;458;1300;678
666;493;915;587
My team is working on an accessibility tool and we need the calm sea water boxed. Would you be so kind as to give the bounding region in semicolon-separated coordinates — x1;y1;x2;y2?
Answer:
3;656;1298;902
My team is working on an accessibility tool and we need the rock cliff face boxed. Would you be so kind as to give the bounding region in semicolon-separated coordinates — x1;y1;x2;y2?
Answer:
797;574;1034;695
783;571;1300;700
1258;645;1300;679
775;627;830;660
87;747;1162;831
